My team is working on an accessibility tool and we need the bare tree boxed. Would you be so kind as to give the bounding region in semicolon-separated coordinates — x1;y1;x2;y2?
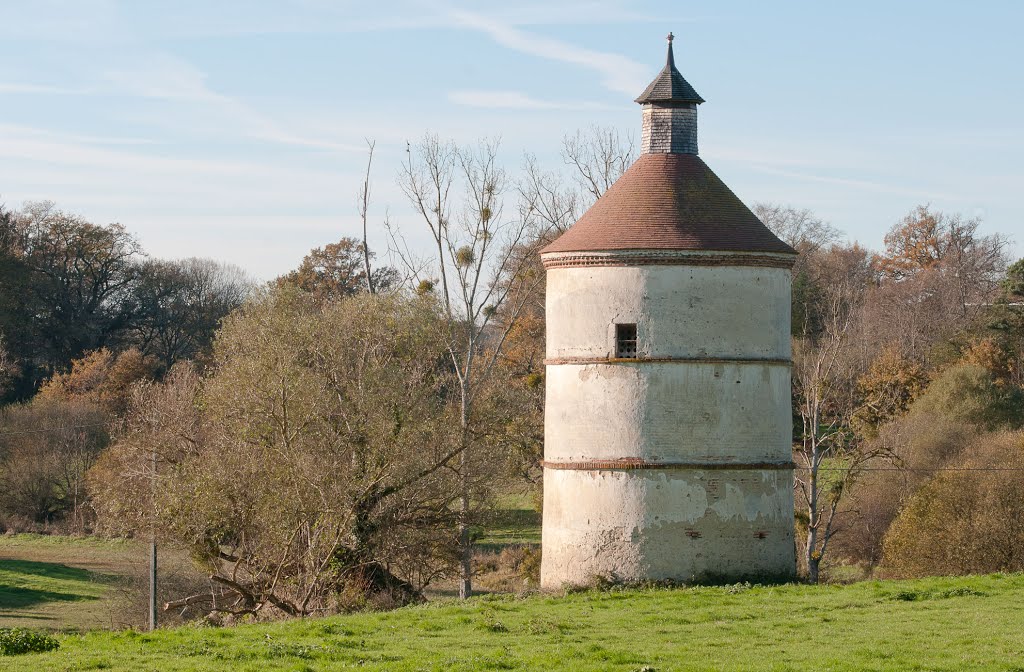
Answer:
518;153;581;237
357;140;377;294
393;135;540;598
876;206;1009;310
853;208;1011;368
515;126;636;336
0;398;109;530
941;214;1010;317
753;203;842;255
754;204;848;339
793;258;892;583
385;127;630;598
562;126;636;201
519;126;635;240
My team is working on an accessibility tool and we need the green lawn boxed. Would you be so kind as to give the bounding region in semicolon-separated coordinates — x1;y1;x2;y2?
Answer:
0;534;205;632
5;573;1024;671
475;505;542;547
0;558;110;612
0;535;132;631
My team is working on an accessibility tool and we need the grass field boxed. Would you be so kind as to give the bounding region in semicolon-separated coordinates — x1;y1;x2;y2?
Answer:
2;573;1024;671
475;496;542;547
0;534;204;632
0;496;545;628
0;535;135;631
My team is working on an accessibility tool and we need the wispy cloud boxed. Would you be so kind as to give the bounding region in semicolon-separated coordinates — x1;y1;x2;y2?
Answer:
448;90;614;111
104;54;222;103
115;2;652;40
0;122;421;279
704;140;957;201
0;82;87;95
103;53;364;153
703;145;824;169
469;2;652;27
753;165;956;201
0;124;359;221
0;0;120;44
0;124;285;178
446;8;648;96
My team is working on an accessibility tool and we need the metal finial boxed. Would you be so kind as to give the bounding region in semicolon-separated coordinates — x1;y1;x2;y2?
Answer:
667;32;674;43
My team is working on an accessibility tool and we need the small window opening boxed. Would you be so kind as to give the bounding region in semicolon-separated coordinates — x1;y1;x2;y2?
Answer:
615;323;638;359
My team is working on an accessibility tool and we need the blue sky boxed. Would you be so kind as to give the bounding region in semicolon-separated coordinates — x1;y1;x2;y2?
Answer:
2;0;1022;279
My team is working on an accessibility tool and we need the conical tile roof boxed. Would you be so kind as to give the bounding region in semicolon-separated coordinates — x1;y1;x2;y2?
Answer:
540;153;796;255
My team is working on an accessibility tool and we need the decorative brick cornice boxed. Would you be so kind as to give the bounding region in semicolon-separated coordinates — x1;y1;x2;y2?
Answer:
542;459;795;471
544;356;791;366
541;249;796;270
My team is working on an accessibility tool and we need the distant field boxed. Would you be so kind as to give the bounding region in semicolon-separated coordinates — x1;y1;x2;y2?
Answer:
475;493;542;547
3;573;1024;671
0;535;136;631
0;534;204;631
0;496;543;628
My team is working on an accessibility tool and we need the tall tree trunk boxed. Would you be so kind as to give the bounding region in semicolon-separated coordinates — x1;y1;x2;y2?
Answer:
807;553;820;584
359;140;376;295
806;475;820;585
805;418;821;584
458;487;472;599
805;502;819;582
457;397;472;599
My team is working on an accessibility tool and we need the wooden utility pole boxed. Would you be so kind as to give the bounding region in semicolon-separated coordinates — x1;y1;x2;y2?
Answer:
149;538;157;630
149;445;157;631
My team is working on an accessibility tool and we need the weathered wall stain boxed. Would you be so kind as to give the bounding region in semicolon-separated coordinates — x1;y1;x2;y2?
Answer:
540;259;796;587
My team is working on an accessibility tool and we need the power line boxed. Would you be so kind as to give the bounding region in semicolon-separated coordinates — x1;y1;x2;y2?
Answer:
2;426;1023;474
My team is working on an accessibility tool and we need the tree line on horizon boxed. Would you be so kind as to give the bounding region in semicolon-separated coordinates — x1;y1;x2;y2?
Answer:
1;128;1023;624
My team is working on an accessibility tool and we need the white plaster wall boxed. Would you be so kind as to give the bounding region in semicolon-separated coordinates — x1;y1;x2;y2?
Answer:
544;361;791;463
545;265;791;360
541;260;796;588
541;468;795;587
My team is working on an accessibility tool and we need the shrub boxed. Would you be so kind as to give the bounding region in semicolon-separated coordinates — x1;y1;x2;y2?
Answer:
38;347;157;416
912;364;1023;430
883;431;1024;576
89;290;464;618
855;346;927;433
0;628;60;656
830;413;973;567
518;546;541;586
0;398;109;528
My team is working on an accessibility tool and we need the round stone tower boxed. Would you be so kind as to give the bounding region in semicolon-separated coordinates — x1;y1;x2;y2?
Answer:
539;34;798;588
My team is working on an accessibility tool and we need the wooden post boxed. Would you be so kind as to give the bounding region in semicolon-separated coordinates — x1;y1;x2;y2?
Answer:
149;538;157;631
149;445;157;631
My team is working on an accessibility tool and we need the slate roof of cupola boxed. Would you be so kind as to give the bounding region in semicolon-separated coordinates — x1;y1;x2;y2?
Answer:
539;153;796;255
634;33;705;105
541;33;793;257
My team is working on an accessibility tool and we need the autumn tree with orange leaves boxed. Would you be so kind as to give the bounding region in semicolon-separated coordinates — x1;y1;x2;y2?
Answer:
875;206;1009;310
